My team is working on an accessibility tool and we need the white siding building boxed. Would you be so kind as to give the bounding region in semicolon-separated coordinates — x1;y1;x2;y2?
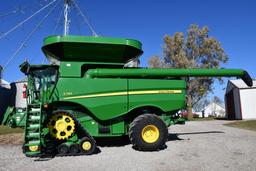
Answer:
0;78;27;120
0;79;12;121
196;102;225;118
12;78;27;108
225;80;256;120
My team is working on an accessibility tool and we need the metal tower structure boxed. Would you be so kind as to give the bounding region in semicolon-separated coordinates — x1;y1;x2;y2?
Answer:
64;0;71;35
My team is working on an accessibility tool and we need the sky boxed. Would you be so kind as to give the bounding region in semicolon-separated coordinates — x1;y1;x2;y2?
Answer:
0;0;255;101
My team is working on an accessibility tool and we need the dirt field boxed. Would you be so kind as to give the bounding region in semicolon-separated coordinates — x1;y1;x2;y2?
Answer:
0;133;23;145
0;120;255;171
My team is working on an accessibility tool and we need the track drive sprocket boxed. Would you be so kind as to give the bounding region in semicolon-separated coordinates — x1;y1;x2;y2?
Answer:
47;112;75;140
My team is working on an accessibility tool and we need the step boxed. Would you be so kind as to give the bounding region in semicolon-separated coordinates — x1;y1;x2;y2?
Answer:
28;118;40;122
26;132;40;138
27;124;40;130
28;103;40;107
25;140;40;146
28;116;41;122
25;151;41;156
29;108;41;113
28;111;40;115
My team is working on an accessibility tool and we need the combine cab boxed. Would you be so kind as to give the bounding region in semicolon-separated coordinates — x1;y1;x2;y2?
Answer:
2;35;252;157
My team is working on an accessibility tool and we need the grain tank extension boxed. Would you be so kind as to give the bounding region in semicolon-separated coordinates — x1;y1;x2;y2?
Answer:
1;35;252;157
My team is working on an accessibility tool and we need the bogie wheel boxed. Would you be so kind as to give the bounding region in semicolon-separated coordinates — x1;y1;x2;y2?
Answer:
69;144;79;154
79;137;95;155
129;114;168;151
58;144;69;154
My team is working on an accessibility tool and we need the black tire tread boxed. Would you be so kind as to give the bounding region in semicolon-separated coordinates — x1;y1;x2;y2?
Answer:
129;114;168;151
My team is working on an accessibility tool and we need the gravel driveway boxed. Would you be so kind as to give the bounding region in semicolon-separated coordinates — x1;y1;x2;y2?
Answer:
0;120;255;171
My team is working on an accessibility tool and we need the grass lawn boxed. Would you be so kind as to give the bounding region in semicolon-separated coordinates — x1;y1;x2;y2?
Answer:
0;126;23;135
224;120;256;131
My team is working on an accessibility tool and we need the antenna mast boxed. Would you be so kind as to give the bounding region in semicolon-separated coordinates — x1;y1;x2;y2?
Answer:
64;0;71;35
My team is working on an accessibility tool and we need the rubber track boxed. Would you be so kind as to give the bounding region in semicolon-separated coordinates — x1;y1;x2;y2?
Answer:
26;111;96;158
56;111;96;157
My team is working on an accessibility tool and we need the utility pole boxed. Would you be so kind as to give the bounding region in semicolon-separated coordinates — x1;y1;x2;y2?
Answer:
64;0;71;35
0;65;2;84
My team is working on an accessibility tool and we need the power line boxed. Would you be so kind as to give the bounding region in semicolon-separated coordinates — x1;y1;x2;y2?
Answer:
72;0;98;37
0;4;28;18
0;0;58;40
3;0;61;70
73;5;82;35
53;5;64;34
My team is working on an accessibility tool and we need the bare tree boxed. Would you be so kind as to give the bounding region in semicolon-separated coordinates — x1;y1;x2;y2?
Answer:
148;24;228;118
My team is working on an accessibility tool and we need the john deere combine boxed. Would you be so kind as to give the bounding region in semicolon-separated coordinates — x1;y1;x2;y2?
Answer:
1;35;252;157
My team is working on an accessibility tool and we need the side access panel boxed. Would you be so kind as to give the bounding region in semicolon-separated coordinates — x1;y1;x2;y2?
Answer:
128;79;186;112
56;78;128;120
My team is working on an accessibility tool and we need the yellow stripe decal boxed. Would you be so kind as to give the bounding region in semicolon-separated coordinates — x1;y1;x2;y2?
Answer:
63;90;182;100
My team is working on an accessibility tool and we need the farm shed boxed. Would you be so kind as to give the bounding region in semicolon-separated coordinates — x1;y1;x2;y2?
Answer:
225;80;256;120
0;78;27;122
0;79;13;122
12;78;27;108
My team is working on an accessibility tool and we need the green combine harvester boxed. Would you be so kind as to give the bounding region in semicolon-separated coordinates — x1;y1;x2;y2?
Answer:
1;35;252;157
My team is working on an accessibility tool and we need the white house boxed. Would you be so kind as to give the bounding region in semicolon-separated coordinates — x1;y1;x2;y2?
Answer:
196;102;225;118
225;79;256;120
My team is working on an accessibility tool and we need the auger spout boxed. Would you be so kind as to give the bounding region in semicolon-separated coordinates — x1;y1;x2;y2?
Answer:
86;68;253;87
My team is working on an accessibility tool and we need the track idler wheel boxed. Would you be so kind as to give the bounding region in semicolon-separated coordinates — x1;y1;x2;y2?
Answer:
79;137;95;155
58;144;69;155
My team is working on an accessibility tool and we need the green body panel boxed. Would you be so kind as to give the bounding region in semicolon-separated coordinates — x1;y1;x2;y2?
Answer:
59;61;124;78
127;79;186;112
57;78;128;120
55;77;186;121
78;116;126;137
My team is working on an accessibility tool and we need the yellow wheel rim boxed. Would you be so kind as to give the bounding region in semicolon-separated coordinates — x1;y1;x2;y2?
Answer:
48;112;75;140
141;125;160;143
29;145;39;152
82;141;92;151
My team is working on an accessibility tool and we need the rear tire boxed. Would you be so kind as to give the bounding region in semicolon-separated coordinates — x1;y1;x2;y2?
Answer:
129;114;168;151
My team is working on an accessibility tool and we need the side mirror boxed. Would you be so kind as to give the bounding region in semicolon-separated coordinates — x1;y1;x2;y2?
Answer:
19;61;30;75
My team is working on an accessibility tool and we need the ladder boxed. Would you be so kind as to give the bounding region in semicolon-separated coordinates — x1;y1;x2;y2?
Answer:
24;103;42;156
